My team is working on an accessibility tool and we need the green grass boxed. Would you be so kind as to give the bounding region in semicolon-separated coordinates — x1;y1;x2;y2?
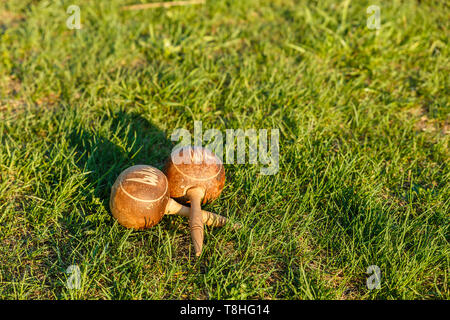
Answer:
0;0;448;299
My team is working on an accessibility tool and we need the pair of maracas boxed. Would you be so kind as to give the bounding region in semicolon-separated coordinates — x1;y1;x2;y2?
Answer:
109;146;228;256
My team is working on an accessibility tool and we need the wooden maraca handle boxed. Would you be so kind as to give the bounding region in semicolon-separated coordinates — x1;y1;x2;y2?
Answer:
186;187;205;257
165;198;228;227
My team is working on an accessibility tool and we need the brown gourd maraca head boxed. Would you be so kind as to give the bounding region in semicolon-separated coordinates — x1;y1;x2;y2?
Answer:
163;146;225;204
110;165;169;229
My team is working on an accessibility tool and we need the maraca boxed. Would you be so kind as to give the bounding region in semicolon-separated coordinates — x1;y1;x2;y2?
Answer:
164;146;225;256
110;165;228;229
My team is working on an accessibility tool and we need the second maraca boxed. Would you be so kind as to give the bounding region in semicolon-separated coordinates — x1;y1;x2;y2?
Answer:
164;146;225;256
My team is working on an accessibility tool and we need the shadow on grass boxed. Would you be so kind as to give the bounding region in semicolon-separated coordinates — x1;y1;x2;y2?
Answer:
68;110;174;205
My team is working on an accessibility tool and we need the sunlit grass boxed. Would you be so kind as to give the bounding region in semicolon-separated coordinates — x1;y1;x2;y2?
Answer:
0;0;448;299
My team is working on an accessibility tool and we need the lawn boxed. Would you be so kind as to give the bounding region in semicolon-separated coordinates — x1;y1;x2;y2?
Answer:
0;0;448;299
